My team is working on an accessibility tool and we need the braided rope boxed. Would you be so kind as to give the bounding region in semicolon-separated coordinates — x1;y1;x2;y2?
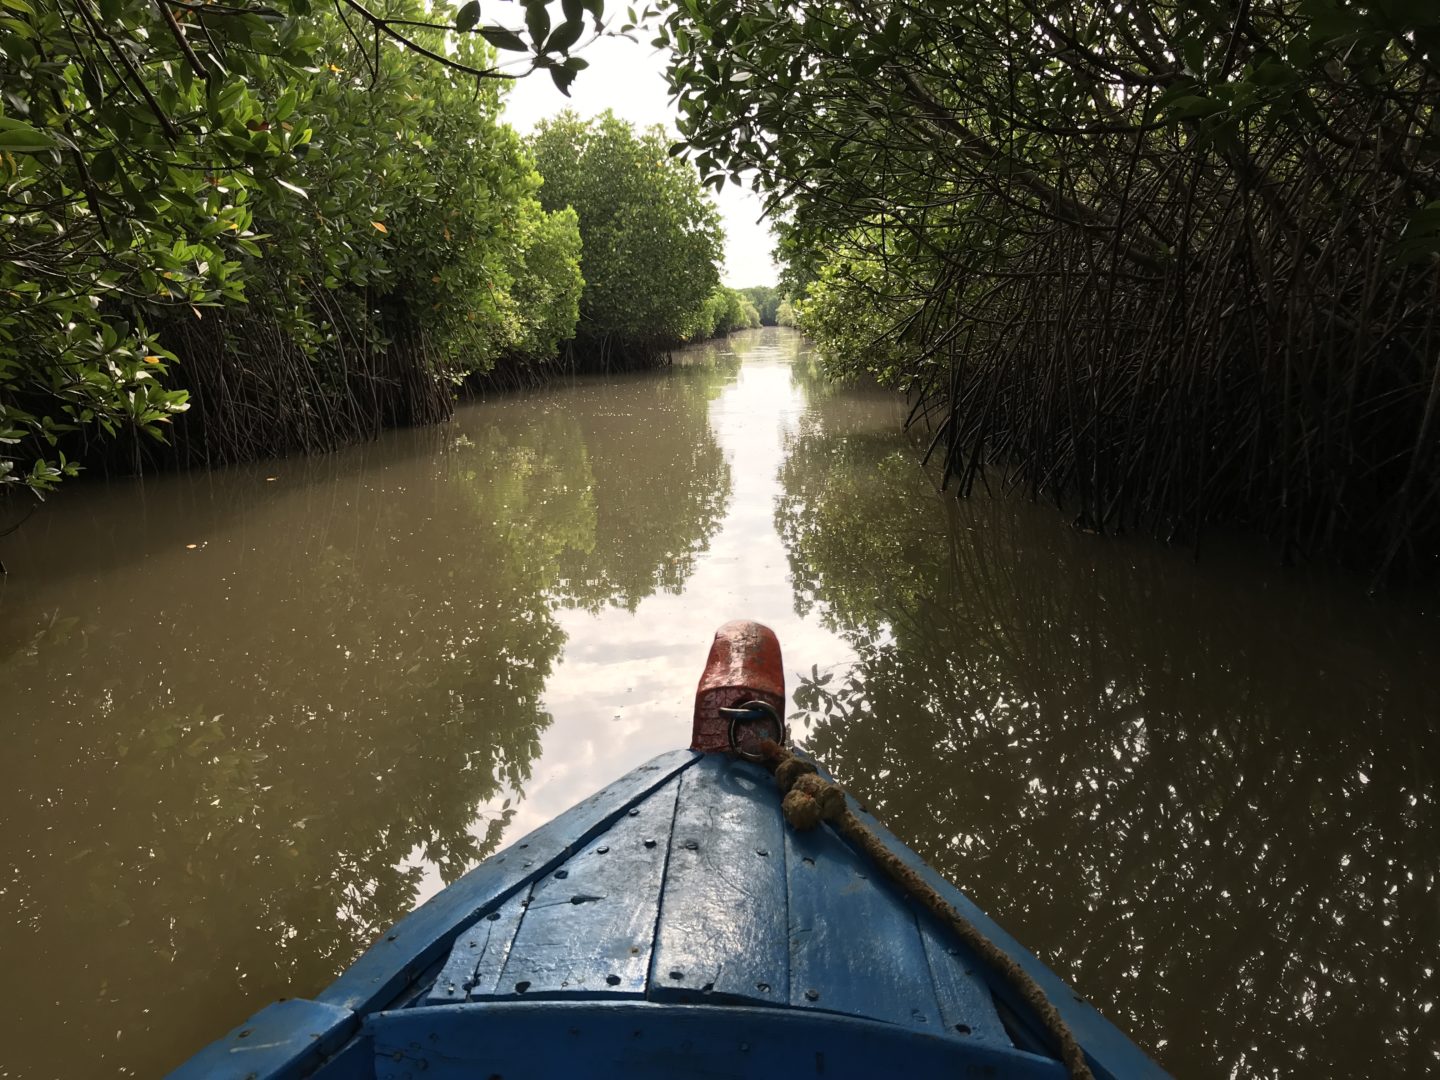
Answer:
762;742;1095;1080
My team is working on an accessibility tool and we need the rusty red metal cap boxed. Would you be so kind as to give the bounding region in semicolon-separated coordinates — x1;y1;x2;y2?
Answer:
692;620;785;753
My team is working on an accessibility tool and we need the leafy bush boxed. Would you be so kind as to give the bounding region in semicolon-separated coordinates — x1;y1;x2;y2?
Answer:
529;110;723;365
0;0;587;494
155;13;585;466
687;286;760;340
740;285;781;326
797;251;915;385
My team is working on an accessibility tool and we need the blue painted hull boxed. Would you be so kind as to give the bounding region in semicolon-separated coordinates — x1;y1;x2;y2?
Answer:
171;751;1169;1079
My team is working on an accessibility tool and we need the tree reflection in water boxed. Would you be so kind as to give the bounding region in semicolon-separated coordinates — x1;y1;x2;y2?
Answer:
554;355;736;611
0;359;732;1077
777;364;1440;1078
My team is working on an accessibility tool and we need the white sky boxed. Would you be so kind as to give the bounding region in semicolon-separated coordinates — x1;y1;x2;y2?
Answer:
498;35;778;288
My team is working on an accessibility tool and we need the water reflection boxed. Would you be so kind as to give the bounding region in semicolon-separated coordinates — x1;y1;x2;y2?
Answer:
3;328;1434;1078
777;360;1440;1078
552;357;736;612
486;331;862;851
0;358;738;1076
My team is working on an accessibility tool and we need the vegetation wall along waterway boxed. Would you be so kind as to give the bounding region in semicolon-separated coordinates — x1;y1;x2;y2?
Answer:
652;0;1440;578
1;329;1437;1078
0;3;766;503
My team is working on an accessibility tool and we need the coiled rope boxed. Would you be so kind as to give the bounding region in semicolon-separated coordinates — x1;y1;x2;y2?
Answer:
758;739;1095;1080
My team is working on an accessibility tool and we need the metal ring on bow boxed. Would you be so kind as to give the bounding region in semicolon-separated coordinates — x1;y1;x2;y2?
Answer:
720;699;785;761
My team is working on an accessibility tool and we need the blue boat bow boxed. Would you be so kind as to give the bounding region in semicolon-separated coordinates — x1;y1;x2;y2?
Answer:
171;622;1168;1079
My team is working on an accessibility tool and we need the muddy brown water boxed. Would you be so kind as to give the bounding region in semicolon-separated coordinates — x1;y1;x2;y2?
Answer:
1;327;1436;1077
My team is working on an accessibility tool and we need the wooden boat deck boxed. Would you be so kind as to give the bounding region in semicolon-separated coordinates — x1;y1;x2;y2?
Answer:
172;750;1167;1079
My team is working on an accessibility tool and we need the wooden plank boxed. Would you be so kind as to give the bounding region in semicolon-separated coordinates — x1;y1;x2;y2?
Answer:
648;755;790;1006
317;749;699;1014
917;911;1013;1048
164;998;356;1080
369;1001;1068;1080
309;1033;373;1080
491;774;683;998
424;887;530;1005
784;811;945;1032
819;752;1173;1080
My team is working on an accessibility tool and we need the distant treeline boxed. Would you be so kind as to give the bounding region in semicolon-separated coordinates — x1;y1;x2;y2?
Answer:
0;5;760;499
730;287;797;330
681;285;797;338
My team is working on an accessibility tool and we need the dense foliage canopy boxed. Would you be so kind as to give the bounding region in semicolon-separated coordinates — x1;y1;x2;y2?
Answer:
0;0;700;498
0;0;600;494
529;110;724;364
650;0;1440;576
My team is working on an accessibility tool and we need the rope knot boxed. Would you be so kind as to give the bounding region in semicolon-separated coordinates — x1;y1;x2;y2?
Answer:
774;755;818;794
780;772;845;831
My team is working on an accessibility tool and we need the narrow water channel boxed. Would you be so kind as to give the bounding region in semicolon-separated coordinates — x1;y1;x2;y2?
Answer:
1;328;1436;1078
